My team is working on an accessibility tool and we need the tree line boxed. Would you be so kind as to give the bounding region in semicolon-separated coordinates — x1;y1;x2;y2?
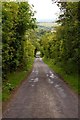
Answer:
2;2;37;79
40;2;79;75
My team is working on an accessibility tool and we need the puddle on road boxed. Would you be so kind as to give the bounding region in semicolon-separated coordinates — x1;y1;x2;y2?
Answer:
48;79;54;84
30;78;39;87
55;84;59;88
32;70;39;74
50;74;55;78
46;74;49;77
34;78;39;82
29;79;34;82
29;77;39;82
31;84;34;87
32;70;35;73
55;84;66;98
31;79;34;81
50;71;53;74
49;71;58;79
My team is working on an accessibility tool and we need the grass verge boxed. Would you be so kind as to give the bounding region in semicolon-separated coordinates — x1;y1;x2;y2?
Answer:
0;93;2;102
43;57;79;94
2;59;34;102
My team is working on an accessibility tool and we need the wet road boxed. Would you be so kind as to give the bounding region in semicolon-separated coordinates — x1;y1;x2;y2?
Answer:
3;58;78;118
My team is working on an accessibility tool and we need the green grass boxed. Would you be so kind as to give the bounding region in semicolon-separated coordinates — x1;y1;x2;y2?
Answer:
43;57;79;94
2;59;34;102
0;93;2;102
2;71;28;102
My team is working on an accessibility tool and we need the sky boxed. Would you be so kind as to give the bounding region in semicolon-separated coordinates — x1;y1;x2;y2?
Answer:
28;0;60;22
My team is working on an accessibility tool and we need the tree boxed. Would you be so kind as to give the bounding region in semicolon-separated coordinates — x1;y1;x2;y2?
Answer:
2;2;37;79
41;2;79;74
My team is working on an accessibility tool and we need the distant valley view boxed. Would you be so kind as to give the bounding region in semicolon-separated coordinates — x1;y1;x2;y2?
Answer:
37;22;56;31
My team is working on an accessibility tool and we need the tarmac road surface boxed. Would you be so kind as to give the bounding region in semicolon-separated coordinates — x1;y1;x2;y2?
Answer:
3;58;78;118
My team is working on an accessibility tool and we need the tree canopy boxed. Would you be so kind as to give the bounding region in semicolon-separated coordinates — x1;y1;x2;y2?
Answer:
40;2;79;74
2;2;37;79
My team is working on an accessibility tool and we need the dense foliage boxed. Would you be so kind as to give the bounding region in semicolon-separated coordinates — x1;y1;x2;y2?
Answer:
41;2;79;75
2;1;79;80
2;2;37;79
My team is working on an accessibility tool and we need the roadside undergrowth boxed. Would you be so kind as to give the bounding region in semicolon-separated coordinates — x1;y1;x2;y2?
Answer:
43;57;79;94
2;59;34;102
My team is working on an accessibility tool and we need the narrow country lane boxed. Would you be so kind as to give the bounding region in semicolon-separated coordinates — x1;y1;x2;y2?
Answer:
3;58;78;118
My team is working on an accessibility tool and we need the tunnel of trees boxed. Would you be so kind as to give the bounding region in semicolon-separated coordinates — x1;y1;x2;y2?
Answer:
2;1;79;95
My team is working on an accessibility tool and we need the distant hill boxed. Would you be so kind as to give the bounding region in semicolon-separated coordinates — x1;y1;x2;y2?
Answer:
37;22;57;31
38;25;52;31
37;22;54;27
